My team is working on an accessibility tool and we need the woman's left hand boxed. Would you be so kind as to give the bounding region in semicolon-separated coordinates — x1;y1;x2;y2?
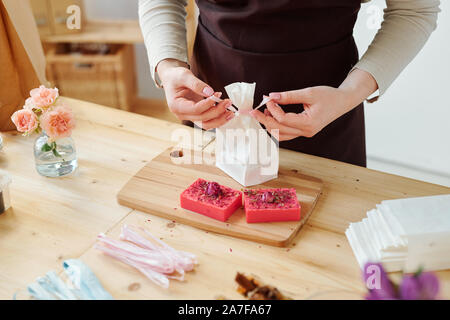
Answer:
250;86;354;141
250;69;379;141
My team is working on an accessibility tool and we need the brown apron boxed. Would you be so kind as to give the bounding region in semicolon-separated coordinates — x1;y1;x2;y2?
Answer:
191;0;366;167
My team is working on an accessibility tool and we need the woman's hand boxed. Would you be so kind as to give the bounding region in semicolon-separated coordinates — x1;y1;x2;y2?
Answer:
157;59;234;130
250;69;378;141
250;87;351;141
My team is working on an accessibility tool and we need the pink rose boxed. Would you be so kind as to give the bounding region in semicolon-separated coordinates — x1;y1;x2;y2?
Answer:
29;85;59;109
40;105;76;140
11;109;39;133
23;98;36;110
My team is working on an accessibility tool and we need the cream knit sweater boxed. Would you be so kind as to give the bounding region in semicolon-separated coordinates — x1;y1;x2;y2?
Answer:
139;0;440;97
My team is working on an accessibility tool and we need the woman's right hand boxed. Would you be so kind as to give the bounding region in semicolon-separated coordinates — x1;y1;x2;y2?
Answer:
157;59;234;130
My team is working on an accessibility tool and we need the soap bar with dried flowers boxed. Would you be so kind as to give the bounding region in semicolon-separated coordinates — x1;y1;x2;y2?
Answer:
180;178;242;222
243;188;301;223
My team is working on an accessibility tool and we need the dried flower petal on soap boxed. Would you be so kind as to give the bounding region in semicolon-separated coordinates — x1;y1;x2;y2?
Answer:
184;179;240;208
261;191;275;203
245;188;299;210
206;182;221;197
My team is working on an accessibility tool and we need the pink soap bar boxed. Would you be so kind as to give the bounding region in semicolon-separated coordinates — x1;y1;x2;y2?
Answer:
180;178;242;222
243;188;301;223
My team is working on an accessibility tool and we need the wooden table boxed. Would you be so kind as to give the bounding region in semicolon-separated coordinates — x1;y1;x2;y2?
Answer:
0;97;449;300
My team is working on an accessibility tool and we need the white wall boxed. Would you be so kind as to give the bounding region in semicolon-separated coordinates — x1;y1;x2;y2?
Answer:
84;0;450;186
355;0;450;186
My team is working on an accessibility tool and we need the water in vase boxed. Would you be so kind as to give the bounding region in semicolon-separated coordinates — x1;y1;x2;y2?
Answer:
34;134;78;177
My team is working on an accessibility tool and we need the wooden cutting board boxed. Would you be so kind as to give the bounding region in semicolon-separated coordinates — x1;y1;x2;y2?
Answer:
117;148;323;247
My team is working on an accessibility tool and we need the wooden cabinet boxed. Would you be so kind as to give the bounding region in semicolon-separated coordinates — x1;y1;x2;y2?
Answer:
46;44;136;111
41;20;143;111
30;0;84;36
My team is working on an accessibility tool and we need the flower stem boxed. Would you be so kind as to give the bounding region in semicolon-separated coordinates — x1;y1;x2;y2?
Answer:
41;141;62;158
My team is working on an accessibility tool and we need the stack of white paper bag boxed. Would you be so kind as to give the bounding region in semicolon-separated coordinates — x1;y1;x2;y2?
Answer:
346;194;450;273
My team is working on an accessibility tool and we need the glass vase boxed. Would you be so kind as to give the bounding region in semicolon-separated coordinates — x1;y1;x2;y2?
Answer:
33;133;78;177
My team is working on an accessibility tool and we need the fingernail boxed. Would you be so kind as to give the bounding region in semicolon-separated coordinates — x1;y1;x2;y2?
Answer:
215;92;223;98
224;100;232;109
203;87;214;96
269;93;281;100
226;112;234;121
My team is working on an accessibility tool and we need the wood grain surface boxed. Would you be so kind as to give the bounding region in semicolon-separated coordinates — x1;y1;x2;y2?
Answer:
0;97;449;300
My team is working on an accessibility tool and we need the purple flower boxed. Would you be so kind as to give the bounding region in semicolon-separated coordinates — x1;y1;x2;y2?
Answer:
363;262;398;300
206;182;221;197
362;262;441;300
400;271;440;300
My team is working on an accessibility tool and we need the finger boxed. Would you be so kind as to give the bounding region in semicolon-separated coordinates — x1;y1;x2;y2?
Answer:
183;72;214;97
190;93;224;114
267;128;297;142
250;109;268;125
269;120;304;136
185;100;230;122
292;111;312;128
198;100;230;122
269;87;315;105
201;111;235;130
251;111;281;132
266;100;286;123
251;110;304;136
265;123;300;140
169;98;196;116
197;94;228;115
175;93;222;115
266;100;308;128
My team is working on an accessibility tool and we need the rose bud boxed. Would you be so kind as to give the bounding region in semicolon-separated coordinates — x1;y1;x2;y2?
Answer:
262;191;275;203
206;182;221;197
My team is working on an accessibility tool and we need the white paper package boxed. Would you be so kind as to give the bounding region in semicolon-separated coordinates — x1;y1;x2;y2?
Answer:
346;194;450;273
215;82;279;187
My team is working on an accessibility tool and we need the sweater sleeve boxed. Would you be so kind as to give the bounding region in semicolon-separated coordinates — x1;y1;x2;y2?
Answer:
138;0;189;88
354;0;440;100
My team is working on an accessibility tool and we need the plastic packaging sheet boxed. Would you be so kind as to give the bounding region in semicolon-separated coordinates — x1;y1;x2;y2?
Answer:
24;260;112;300
63;259;113;300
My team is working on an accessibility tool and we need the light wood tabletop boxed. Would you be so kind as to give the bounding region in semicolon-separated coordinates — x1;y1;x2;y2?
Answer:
0;97;448;300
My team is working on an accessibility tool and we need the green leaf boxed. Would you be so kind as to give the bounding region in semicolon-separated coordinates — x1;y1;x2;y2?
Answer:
414;265;424;277
41;143;52;152
42;141;62;158
52;147;62;158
